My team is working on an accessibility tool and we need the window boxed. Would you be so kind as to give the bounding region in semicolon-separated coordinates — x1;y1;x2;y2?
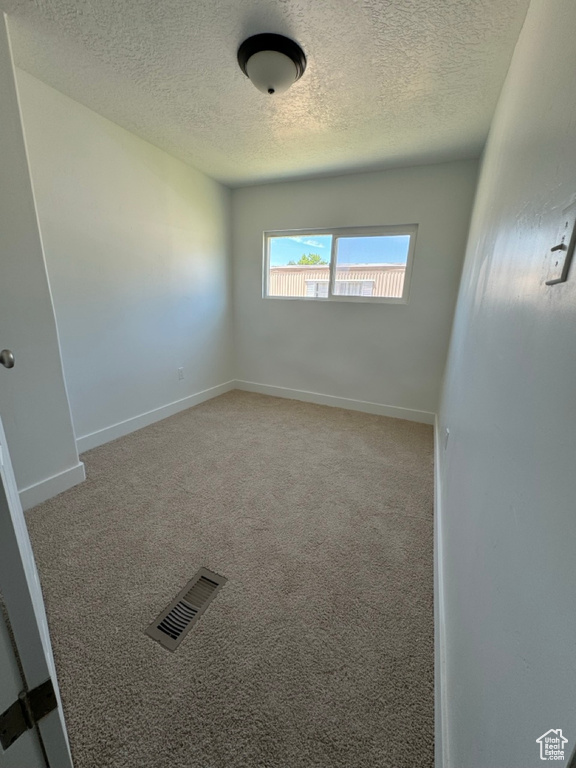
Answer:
334;280;374;296
264;225;417;303
305;280;329;298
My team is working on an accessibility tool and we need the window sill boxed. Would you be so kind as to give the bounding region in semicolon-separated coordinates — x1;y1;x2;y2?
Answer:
262;295;409;305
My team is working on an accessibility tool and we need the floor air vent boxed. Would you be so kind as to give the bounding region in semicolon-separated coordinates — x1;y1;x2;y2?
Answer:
146;567;226;651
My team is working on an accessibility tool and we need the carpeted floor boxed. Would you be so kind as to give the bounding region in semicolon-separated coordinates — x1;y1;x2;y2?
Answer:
26;391;434;768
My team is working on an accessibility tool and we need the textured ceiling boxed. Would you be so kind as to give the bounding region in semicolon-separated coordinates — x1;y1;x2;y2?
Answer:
1;0;530;186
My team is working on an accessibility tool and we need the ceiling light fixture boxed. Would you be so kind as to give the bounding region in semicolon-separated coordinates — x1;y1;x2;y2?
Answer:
237;33;307;96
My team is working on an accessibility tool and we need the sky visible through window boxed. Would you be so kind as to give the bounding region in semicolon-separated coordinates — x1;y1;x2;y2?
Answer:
269;234;410;266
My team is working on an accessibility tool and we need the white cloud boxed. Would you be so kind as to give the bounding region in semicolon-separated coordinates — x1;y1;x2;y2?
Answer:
286;236;325;248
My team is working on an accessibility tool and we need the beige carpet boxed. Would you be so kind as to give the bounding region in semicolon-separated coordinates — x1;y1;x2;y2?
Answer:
26;391;434;768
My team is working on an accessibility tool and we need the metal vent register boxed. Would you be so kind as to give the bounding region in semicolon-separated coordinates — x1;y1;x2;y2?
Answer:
146;568;226;651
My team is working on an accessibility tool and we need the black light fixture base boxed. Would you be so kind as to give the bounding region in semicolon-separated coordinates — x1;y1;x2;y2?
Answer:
237;33;307;82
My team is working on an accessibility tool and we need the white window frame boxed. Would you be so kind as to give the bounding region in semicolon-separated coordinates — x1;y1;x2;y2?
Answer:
263;224;418;304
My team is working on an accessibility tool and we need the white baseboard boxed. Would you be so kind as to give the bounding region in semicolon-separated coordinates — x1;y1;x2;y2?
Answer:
234;380;436;425
434;416;449;768
19;461;86;511
76;380;236;454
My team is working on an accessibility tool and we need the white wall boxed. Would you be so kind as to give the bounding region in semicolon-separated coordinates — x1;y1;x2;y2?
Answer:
0;17;82;504
438;0;576;766
16;70;233;450
232;160;478;421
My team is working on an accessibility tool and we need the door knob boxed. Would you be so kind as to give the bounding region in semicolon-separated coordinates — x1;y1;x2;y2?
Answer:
0;349;14;369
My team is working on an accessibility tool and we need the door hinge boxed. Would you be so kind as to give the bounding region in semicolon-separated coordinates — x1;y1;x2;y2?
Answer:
0;679;57;750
